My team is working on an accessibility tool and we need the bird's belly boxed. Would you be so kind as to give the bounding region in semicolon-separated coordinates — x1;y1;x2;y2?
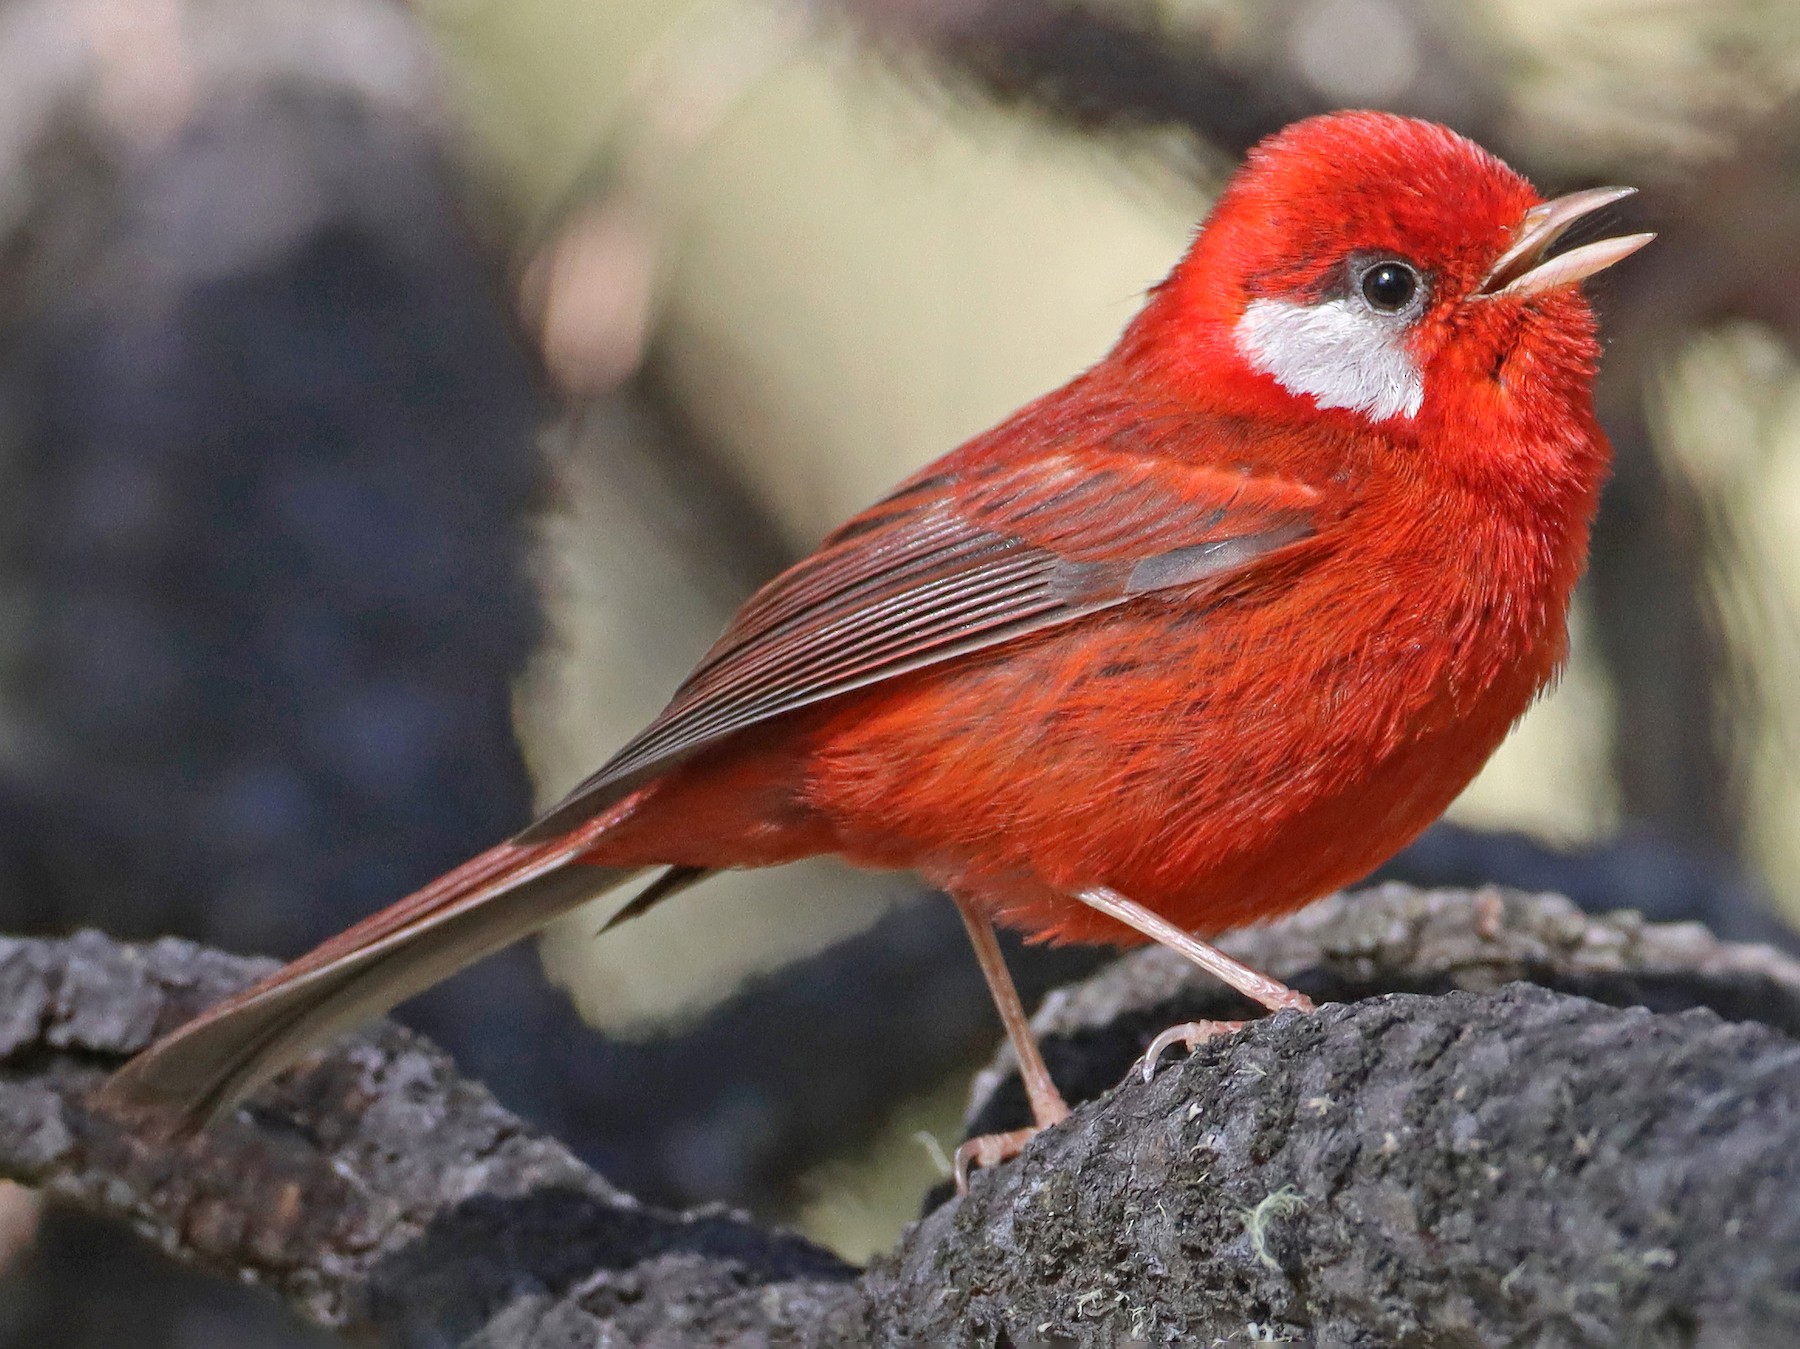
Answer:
804;599;1553;945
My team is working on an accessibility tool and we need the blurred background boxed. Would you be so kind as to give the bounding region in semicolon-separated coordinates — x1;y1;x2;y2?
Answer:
0;0;1796;1342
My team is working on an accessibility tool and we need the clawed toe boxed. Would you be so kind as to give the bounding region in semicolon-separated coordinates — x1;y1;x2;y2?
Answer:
1139;1019;1247;1082
953;1125;1040;1194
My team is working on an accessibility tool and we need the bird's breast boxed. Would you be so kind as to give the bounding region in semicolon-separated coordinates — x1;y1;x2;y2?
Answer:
803;485;1583;942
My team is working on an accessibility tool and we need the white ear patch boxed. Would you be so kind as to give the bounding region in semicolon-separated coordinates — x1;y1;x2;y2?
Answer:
1234;297;1424;421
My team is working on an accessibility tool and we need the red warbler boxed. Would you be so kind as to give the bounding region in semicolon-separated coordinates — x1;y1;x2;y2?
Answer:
106;111;1652;1183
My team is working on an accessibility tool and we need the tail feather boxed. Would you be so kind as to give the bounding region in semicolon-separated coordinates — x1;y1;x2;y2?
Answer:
102;832;642;1132
600;865;715;933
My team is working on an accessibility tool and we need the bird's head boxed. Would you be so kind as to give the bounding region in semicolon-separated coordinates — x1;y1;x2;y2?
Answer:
1134;111;1652;445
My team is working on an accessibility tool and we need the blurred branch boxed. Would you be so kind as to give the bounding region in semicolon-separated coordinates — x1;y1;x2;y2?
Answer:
1381;820;1796;951
819;0;1507;157
819;0;1299;153
10;891;1800;1344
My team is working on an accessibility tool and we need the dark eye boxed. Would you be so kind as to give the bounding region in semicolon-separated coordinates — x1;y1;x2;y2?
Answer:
1360;261;1419;313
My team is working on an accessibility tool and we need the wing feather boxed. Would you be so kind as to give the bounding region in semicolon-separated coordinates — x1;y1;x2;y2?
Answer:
521;444;1325;840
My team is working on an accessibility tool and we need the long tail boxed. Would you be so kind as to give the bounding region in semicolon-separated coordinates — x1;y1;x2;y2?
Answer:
101;821;644;1133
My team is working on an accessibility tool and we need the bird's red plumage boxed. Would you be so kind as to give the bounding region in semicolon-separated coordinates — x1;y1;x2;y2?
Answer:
586;112;1611;945
104;110;1641;1129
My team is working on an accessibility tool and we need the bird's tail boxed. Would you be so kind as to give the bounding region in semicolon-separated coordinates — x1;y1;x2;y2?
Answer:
101;822;644;1134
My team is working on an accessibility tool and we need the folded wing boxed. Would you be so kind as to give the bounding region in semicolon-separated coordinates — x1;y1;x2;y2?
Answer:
105;415;1333;1129
525;438;1326;838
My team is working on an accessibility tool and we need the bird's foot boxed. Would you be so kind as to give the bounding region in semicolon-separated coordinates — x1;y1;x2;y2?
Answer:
1138;1019;1247;1083
953;1125;1041;1194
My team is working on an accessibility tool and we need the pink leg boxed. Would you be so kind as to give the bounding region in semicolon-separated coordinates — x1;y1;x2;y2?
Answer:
1075;885;1315;1079
950;895;1069;1192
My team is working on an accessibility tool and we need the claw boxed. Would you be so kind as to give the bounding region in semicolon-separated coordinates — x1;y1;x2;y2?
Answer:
1140;1019;1247;1082
953;1125;1039;1194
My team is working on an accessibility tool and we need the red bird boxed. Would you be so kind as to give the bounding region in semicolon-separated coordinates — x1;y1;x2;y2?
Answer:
106;112;1651;1183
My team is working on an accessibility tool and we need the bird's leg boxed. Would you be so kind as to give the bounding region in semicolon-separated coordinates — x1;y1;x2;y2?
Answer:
1074;885;1315;1081
950;894;1070;1193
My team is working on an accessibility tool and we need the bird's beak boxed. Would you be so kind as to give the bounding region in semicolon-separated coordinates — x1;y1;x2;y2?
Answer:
1478;186;1654;299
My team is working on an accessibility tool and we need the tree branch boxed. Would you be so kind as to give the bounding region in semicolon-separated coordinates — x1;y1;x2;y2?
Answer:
4;889;1800;1345
0;931;857;1344
822;0;1506;159
892;984;1800;1345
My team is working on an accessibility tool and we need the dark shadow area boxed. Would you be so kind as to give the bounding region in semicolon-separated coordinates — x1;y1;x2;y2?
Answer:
364;1185;856;1345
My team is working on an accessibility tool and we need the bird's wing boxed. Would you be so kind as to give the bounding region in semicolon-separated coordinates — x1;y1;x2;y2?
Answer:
522;441;1326;839
104;432;1330;1127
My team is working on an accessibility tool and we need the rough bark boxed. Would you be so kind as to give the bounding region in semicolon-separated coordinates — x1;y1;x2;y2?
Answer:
0;928;859;1345
893;983;1800;1347
5;888;1800;1347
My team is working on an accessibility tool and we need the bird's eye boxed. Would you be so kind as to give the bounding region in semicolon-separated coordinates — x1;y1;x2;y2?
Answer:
1359;261;1420;313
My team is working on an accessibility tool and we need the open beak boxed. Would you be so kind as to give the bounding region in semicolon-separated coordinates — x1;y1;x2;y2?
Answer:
1478;185;1654;299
